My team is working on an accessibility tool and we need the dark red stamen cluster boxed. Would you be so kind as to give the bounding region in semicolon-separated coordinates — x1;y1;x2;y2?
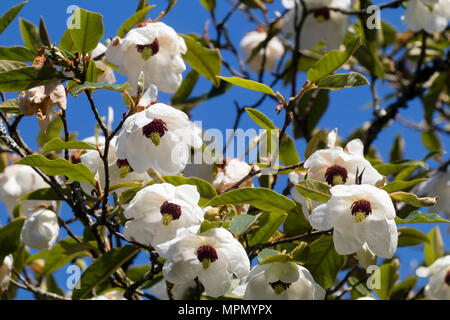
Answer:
351;200;372;216
142;119;168;138
136;38;160;55
116;159;133;171
269;281;291;291
324;165;348;185
197;245;218;263
160;201;182;220
314;8;331;20
445;269;450;286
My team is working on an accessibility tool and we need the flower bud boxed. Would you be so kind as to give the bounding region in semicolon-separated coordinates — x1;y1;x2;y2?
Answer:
21;208;59;251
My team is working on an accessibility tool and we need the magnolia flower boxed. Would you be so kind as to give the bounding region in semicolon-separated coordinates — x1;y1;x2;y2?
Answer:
21;208;59;251
240;30;284;72
105;21;187;93
0;164;55;218
157;226;250;298
123;183;204;247
416;255;450;300
403;0;450;34
309;184;397;258
18;81;66;130
234;262;325;300
354;243;377;269
212;158;255;194
91;43;116;84
90;290;126;300
0;255;13;292
416;167;450;218
81;136;150;196
114;103;203;175
304;139;383;187
282;0;351;51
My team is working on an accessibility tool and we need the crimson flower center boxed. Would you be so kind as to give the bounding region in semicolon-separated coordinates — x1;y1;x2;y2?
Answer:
142;119;168;146
324;165;348;186
116;158;133;171
160;201;182;220
197;245;218;263
314;8;331;21
445;269;450;286
136;38;160;56
269;280;291;294
351;200;372;216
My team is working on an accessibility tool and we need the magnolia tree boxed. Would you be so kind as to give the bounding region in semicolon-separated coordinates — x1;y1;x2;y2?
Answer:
0;0;448;301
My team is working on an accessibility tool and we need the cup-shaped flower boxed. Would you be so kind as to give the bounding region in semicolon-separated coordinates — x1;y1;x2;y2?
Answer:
416;255;450;300
282;0;351;51
81;136;150;196
403;0;450;34
105;21;186;93
416;166;450;218
114;103;203;175
156;226;250;298
0;164;55;218
309;184;398;258
239;30;284;72
123;183;204;247
304;139;383;187
18;81;66;131
234;262;325;300
21;208;59;251
90;43;116;84
0;255;13;292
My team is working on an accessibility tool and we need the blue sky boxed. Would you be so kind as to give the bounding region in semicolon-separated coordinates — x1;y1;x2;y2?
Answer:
0;0;448;299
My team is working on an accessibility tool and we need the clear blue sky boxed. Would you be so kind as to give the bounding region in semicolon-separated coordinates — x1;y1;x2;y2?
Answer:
0;0;448;299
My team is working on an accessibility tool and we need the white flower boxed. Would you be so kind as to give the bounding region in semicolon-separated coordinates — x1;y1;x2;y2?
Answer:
282;0;351;51
114;103;203;175
304;139;383;187
157;226;250;298
91;43;116;84
105;22;187;93
354;243;377;269
288;170;311;214
21;208;59;251
403;0;450;34
150;280;197;300
0;255;13;291
357;296;376;300
123;183;204;247
234;262;325;300
416;255;450;300
416;166;450;218
309;184;397;258
212;159;254;194
90;290;126;300
18;81;67;130
81;136;150;196
240;30;284;72
0;164;55;218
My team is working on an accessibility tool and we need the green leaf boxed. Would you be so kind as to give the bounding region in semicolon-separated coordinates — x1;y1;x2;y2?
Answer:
39;17;51;47
69;81;130;97
162;176;217;206
180;34;221;87
304;235;345;290
257;248;280;264
0;98;22;114
0;1;27;36
390;277;417;300
374;259;400;300
0;217;25;264
37;116;63;146
295;179;331;202
395;210;450;224
42;137;97;154
16;154;96;185
58;28;75;53
19;18;43;51
374;160;427;176
206;187;296;212
218;76;275;96
199;220;221;234
20;187;69;201
279;134;300;166
304;130;328;159
283;212;309;237
116;6;155;38
382;179;428;193
42;239;97;275
294;90;329;139
0;60;28;73
230;214;257;236
119;185;145;205
85;60;97;83
397;227;430;247
421;130;441;152
389;133;404;163
0;66;65;92
260;253;293;265
72;245;139;300
307;35;361;83
316;72;369;90
171;69;200;104
245;108;276;130
248;211;287;246
0;46;35;62
424;227;443;266
390;192;436;207
67;8;104;54
200;0;216;10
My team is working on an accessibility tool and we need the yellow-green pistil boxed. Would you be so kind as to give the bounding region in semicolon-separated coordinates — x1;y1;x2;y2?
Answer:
351;199;372;223
197;245;218;270
142;118;168;146
160;201;182;226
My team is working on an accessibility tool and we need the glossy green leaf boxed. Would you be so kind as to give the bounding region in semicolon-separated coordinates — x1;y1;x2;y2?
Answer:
42;137;97;154
69;82;130;97
20;187;70;201
257;248;280;264
295;179;331;202
72;245;139;300
67;8;104;54
390;192;436;207
199;0;216;10
19;18;43;51
162;176;217;206
39;17;51;47
395;211;450;224
0;60;28;73
180;34;221;87
397;227;430;247
374;259;400;300
37;116;63;147
116;5;155;38
16;154;96;185
424;227;443;266
206;187;296;212
374;160;427;176
390;277;417;300
0;217;25;264
245;108;276;130
218;76;275;96
316;72;369;90
230;214;257;236
0;1;27;36
382;179;428;193
248;211;287;246
0;98;21;114
0;66;65;92
171;69;200;104
0;46;35;62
